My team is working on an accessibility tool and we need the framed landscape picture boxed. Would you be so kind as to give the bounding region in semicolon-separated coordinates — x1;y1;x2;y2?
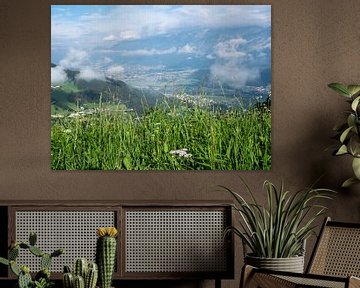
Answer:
51;5;271;170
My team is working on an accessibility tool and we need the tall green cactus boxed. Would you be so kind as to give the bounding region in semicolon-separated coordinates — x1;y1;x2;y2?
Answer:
96;227;118;288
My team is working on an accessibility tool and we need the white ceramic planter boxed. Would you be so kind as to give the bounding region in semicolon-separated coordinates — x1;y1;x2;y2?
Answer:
245;254;305;273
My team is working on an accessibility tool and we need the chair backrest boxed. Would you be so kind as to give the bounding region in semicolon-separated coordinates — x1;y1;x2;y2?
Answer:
307;217;360;277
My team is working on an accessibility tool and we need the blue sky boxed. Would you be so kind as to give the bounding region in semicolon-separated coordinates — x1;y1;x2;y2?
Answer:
51;5;271;88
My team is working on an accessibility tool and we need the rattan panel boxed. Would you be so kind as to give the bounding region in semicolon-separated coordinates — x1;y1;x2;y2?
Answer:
310;226;360;277
15;211;115;272
277;275;345;288
125;210;227;273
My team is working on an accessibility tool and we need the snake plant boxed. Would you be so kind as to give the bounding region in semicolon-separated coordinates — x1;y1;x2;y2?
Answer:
222;179;334;258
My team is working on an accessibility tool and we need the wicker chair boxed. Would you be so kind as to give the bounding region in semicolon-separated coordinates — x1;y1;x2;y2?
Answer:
241;217;360;288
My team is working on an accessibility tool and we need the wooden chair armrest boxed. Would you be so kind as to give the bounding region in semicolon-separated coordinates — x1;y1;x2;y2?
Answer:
240;265;255;288
349;276;360;288
241;265;353;288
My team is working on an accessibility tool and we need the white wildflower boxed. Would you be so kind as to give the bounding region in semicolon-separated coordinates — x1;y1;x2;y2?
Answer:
170;148;192;158
68;112;82;118
51;114;64;119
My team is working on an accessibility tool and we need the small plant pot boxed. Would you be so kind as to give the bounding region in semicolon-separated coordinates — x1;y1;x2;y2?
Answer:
245;254;305;273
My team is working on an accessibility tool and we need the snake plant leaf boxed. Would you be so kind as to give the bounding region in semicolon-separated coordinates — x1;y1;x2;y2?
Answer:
347;85;360;96
352;157;360;179
340;126;353;143
328;83;351;97
336;145;348;155
342;177;360;188
351;96;360;111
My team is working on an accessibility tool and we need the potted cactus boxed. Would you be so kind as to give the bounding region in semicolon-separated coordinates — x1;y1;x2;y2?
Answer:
62;258;98;288
0;232;63;288
96;227;118;288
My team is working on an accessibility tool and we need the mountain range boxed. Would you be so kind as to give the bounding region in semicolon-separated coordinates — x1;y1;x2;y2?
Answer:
51;25;271;114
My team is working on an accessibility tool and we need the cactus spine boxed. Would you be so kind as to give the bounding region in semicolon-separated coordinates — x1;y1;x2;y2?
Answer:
96;227;118;288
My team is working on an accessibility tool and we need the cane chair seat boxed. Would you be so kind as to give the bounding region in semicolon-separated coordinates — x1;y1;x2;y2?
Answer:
241;217;360;288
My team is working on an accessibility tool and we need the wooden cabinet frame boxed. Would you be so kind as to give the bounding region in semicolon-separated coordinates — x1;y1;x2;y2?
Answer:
0;201;234;283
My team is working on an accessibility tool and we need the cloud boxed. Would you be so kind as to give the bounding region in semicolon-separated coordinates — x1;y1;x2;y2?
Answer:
103;57;113;64
178;44;197;54
175;6;270;29
51;22;85;40
103;34;117;41
52;5;270;48
106;65;125;75
119;47;177;56
59;48;89;70
77;67;105;81
214;38;248;59
53;48;107;82
210;62;259;88
104;45;197;56
210;37;262;87
252;36;271;51
51;66;68;84
119;30;140;40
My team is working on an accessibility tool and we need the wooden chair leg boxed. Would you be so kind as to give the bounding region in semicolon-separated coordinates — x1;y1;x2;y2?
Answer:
215;278;221;288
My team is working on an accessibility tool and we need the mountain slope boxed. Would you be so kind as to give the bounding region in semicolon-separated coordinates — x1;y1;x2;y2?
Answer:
51;66;165;114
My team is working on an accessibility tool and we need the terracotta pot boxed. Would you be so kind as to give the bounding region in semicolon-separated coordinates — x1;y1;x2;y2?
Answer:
245;254;305;273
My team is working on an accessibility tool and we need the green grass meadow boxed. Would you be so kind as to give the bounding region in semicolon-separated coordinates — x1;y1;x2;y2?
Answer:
51;99;271;170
